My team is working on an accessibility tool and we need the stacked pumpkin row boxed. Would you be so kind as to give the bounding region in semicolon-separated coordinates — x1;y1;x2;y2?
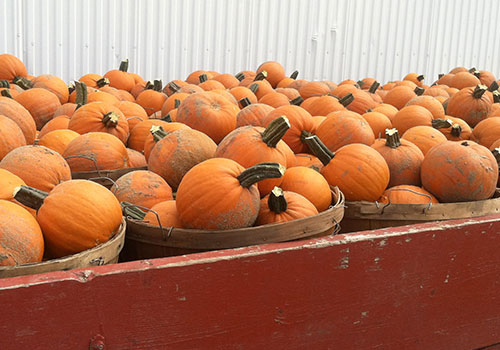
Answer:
0;53;499;267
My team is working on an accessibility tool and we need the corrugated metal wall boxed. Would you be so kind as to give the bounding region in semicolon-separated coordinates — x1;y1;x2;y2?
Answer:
1;0;498;84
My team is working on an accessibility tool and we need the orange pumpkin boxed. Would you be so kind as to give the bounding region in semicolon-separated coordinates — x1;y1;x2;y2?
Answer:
392;105;434;135
256;61;286;88
142;123;192;160
38;129;80;155
446;85;492;127
127;119;171;152
144;200;184;228
31;74;69;104
0;115;26;160
378;185;438;204
362;111;393;139
236;101;274;127
103;59;135;92
126;148;147;167
401;126;448;155
470;117;500;149
15;88;61;130
0;54;27;81
405;95;445;119
38;115;71;139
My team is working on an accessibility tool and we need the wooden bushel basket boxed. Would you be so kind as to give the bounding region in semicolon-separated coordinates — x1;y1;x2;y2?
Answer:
341;187;500;233
0;218;126;278
120;187;345;261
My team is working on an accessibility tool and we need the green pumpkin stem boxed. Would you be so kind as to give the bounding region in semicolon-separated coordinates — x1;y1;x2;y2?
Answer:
261;116;291;148
102;112;119;128
12;76;34;90
235;72;245;82
268;187;287;214
356;80;365;87
0;80;10;88
302;135;335;166
451;124;462;138
368;81;380;94
432;119;453;129
384;128;401;149
471;70;481;79
472;85;488;99
96;77;110;88
75;81;88;109
254;71;268;81
290;70;299;80
161;114;172;123
492;148;500;166
68;81;76;95
438;73;444;79
239;97;252;108
493;91;500;104
121;202;147;220
237;163;285;188
339;93;354;107
13;185;48;211
119;59;129;72
488;81;499;92
168;81;180;93
0;89;13;98
174;99;181;108
290;96;304;106
249;83;259;94
417;75;425;82
414;87;425;96
199;74;208;83
150;125;168;142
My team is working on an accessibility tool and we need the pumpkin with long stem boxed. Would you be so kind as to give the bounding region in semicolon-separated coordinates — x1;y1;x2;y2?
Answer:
176;159;285;230
256;187;318;225
103;59;135;92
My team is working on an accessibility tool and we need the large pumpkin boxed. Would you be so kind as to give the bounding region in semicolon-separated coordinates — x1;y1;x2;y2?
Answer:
176;159;285;230
421;141;498;202
14;180;122;258
0;54;27;81
446;85;492;127
32;74;69;104
176;91;240;144
0;115;26;161
15;88;61;130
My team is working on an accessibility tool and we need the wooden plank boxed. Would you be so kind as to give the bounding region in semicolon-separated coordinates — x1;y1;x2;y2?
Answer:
2;215;500;349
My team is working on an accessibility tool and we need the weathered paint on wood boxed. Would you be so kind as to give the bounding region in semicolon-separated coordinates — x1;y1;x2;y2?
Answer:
2;215;500;349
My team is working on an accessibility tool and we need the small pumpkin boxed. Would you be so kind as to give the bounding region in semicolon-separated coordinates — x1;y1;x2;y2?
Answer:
144;200;184;228
38;115;71;138
38;129;80;155
103;59;136;92
126;148;147;167
378;185;438;204
236;100;275;127
256;61;286;88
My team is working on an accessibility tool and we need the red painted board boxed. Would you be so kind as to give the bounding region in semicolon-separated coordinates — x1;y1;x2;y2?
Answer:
2;215;500;349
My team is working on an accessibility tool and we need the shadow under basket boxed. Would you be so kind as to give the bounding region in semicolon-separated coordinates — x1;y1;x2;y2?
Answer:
341;190;500;233
120;187;345;261
0;218;126;278
72;166;148;188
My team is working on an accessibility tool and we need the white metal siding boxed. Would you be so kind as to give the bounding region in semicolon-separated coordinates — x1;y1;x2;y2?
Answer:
0;0;499;84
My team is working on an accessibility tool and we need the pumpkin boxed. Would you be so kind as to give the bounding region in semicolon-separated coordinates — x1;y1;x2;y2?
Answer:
0;145;71;192
421;141;498;202
256;61;286;88
236;100;275;127
198;76;226;91
31;74;69;104
302;94;352;116
148;128;217;189
405;95;445;119
378;185;438;204
382;85;417;110
0;200;44;265
362;111;393;139
161;93;189;117
86;90;120;105
176;91;240;144
449;72;481;90
279;166;332;212
403;73;425;87
262;105;315;154
211;73;240;89
249;80;274;100
256;187;318;225
315;110;375;152
14;88;61;130
53;103;77;118
470;117;500;149
143;200;183;228
372;104;399;123
431;118;471;142
14;180;122;258
342;89;379;114
176;159;285;229
38;115;71;138
79;73;108;89
423;86;450;99
392;105;434;135
372;128;424;187
186;70;213;85
126;148;147;167
136;81;168;116
38;129;80;155
103;59;135;92
401;125;448;155
230;86;258;105
294;153;323;171
117;101;148;131
111;170;173;209
0;115;26;160
275;87;301;100
63;132;129;172
259;91;290;108
127;119;171;152
0;96;36;144
142;123;192;160
68;101;130;144
215;116;292;196
0;54;27;81
299;81;331;99
446;85;492;127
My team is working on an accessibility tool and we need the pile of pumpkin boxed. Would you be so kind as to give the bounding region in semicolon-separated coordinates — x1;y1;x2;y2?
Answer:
0;52;499;267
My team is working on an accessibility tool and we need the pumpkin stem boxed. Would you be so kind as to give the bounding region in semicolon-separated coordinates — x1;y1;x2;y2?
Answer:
438;73;444;79
249;83;259;94
472;85;488;99
119;59;129;72
492;148;500;167
368;81;380;94
96;77;110;88
288;70;298;80
417;75;424;82
75;81;88;109
451;124;462;138
174;99;181;108
0;89;13;98
290;96;304;106
461;141;470;147
151;125;168;142
302;135;334;166
414;87;425;96
254;71;268;81
431;118;453;129
144;81;154;90
68;81;76;95
261;116;291;148
0;80;10;88
199;74;208;83
384;128;402;149
12;76;34;90
366;109;373;113
161;114;172;122
268;187;287;214
488;81;499;92
121;201;147;220
235;72;245;82
493;91;500;104
13;185;48;211
168;81;180;93
357;80;365;87
339;93;354;107
239;97;252;108
471;70;481;79
102;112;120;128
237;163;285;188
153;79;163;91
